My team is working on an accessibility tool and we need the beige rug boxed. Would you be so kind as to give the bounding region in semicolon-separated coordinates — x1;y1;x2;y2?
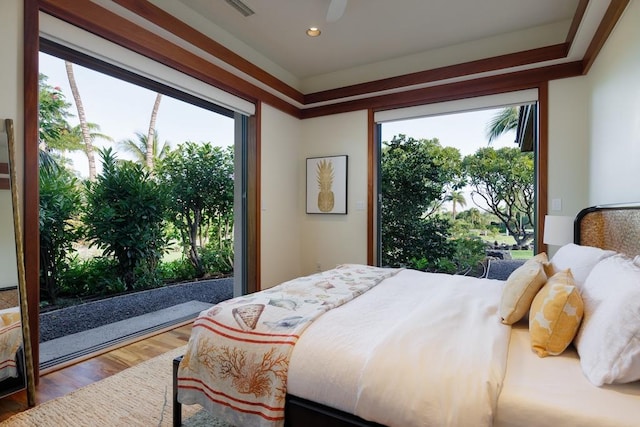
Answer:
0;346;232;426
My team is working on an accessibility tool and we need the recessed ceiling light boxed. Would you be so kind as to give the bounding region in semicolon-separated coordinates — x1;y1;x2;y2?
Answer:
306;27;321;37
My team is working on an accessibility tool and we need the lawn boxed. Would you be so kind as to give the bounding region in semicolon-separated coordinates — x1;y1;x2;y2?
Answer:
475;231;534;260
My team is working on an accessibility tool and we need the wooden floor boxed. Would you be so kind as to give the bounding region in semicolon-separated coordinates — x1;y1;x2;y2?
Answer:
0;323;192;421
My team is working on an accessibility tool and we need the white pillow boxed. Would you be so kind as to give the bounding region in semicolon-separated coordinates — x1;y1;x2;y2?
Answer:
548;243;616;287
574;255;640;386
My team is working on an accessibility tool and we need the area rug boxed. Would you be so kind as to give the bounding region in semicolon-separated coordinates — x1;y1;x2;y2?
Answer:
0;346;232;427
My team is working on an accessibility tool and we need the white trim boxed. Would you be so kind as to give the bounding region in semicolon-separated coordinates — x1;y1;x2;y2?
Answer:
374;89;538;123
39;12;256;116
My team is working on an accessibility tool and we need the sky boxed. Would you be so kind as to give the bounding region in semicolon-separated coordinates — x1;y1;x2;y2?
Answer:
39;52;234;177
380;109;516;156
40;51;517;212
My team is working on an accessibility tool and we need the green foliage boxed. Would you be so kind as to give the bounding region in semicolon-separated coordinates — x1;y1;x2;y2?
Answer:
38;73;73;147
384;215;455;269
39;165;82;303
158;258;197;283
118;130;170;168
55;123;113;154
381;135;464;221
449;236;488;275
408;235;486;276
380;135;464;268
486;107;518;143
157;142;234;277
83;148;168;290
200;244;234;275
59;257;123;297
462;147;535;246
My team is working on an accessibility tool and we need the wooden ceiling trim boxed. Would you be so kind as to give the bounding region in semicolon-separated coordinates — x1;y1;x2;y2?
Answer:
304;43;569;105
565;0;590;48
38;0;300;118
582;0;630;75
112;0;305;105
300;61;583;119
36;0;628;120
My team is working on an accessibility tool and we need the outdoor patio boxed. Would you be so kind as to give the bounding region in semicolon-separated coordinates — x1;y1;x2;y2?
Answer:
39;278;233;369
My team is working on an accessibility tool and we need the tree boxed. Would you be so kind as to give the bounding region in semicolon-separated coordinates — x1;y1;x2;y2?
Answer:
39;164;82;303
54;122;113;157
146;93;163;170
463;146;534;246
456;207;484;229
38;73;73;148
486;106;518;143
65;61;98;180
445;190;466;219
83;148;168;290
380;134;464;268
157;142;234;277
119;131;170;168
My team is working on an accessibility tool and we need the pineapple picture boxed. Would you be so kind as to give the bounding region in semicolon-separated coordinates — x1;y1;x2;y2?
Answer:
316;158;335;212
306;155;347;214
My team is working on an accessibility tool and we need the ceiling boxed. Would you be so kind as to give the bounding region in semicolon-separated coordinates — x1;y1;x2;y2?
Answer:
174;0;579;78
95;0;616;108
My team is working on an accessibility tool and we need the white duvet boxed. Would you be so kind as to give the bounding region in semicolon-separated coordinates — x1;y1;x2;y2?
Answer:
287;269;510;427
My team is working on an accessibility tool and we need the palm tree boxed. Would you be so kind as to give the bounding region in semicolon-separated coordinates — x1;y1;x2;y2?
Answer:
65;61;98;180
54;123;113;176
445;191;467;220
486;106;518;143
118;131;170;168
146;93;163;170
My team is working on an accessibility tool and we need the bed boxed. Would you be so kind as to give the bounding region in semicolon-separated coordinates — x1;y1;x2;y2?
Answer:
0;307;23;382
174;204;640;427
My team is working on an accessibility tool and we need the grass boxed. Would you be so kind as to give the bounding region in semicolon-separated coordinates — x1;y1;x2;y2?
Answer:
473;230;534;260
510;250;533;259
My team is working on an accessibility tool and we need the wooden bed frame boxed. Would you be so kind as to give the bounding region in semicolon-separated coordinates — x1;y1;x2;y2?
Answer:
173;203;640;427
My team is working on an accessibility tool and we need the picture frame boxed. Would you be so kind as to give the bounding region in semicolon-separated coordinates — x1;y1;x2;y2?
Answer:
306;155;348;214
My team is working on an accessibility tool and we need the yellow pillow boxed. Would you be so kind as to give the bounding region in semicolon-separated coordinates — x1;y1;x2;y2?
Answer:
529;269;584;357
0;312;20;327
499;254;549;325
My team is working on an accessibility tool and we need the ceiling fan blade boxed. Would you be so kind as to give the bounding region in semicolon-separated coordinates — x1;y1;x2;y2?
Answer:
326;0;347;23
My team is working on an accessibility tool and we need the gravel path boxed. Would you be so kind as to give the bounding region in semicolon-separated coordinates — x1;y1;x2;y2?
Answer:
39;278;233;342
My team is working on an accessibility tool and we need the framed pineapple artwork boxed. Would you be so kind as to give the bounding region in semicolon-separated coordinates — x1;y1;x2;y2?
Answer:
306;155;348;214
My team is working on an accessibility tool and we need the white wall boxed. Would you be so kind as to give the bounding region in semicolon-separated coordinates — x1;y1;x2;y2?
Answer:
547;77;590;219
0;1;23;290
260;104;303;288
585;0;640;205
299;110;369;275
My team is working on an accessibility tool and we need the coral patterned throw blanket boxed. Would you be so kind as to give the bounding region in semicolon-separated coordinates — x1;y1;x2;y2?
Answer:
177;264;400;427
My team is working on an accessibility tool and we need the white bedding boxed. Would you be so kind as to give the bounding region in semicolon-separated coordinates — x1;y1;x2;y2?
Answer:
287;269;511;427
496;323;640;427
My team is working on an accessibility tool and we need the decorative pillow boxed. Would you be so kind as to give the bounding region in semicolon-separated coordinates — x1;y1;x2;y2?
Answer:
547;243;616;287
529;269;583;357
499;254;548;325
0;312;20;326
574;255;640;386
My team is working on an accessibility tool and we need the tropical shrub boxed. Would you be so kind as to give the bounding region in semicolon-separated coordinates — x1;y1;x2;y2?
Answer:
59;256;122;297
158;258;197;283
83;148;168;290
39;164;81;303
156;142;234;277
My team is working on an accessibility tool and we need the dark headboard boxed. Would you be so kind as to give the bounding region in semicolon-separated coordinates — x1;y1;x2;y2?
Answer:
575;204;640;257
